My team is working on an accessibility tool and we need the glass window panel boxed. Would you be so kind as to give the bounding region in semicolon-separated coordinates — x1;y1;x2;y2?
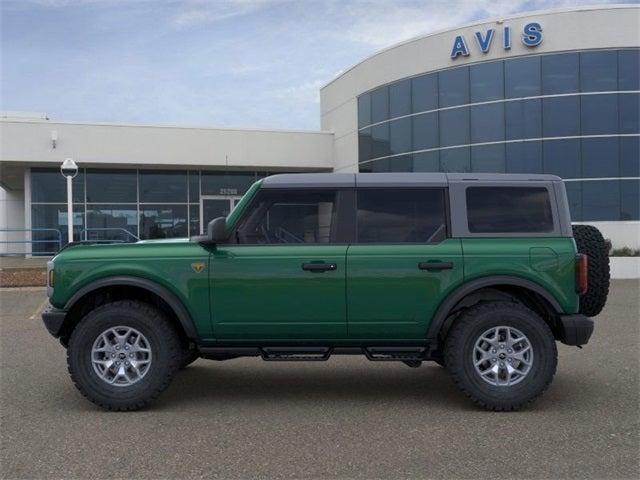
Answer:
389;79;411;118
470;61;504;102
188;171;199;203
581;94;618;135
358;94;372;128
440;147;470;172
439;108;469;147
86;169;136;203
565;182;582;222
505;56;541;98
542;53;579;94
31;168;84;203
31;204;84;252
201;171;255;196
412;112;438;151
237;190;337;244
618;49;640;91
413;151;440;172
368;158;391;173
370;86;389;123
582;180;620;221
139;170;187;203
412;73;438;113
506;99;542;140
506;142;543;173
356;189;447;243
543;96;580;137
619;93;639;134
388;154;413;172
439;67;469;107
359;162;373;173
466;187;554;233
359;128;373;162
471;144;505;172
580;51;617;92
543;139;581;179
620;137;640;177
86;205;138;241
582;138;619;178
389;117;411;155
621;179;640;221
140;205;188;239
470;103;504;143
371;123;390;158
189;205;200;236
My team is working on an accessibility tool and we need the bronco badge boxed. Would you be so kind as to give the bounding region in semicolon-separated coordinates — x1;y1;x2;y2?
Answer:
191;262;205;273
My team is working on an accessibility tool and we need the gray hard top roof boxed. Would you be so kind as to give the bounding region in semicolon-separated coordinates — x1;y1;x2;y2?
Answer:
261;172;561;188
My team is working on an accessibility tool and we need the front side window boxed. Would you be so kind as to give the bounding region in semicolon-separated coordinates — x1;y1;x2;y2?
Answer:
236;190;338;244
356;189;447;243
466;187;553;233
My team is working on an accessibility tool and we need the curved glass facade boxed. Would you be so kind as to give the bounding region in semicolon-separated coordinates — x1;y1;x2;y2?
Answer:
357;49;640;221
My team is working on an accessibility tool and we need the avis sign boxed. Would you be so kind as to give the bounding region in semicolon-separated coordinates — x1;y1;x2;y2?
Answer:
450;22;543;59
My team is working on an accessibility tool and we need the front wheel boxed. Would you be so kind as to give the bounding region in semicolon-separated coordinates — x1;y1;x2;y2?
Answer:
67;300;182;411
444;302;557;411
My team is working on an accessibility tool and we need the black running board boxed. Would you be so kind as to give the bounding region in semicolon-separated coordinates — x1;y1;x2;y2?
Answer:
199;346;433;362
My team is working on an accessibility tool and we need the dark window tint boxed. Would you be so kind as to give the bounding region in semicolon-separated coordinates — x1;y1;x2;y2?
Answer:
86;170;136;203
543;96;580;137
31;168;85;203
413;151;440;172
189;205;200;236
411;74;438;113
201;172;255;196
565;182;582;222
440;147;470;173
440;107;469;147
371;123;390;158
389;117;411;155
621;179;640;221
506;142;543;174
505;56;541;98
466;187;554;233
188;171;199;202
581;94;618;135
580;51;617;92
389;155;412;172
542;53;579;94
618;49;640;91
471;144;505;172
370;87;389;123
470;61;504;102
582;137;619;178
356;189;446;243
506;99;542;140
368;158;391;172
140;205;188;239
439;67;469;107
389;79;411;118
471;103;504;143
619;93;639;134
582;180;620;221
620;136;640;177
543;139;581;179
139;170;187;203
359;128;373;162
412;112;438;150
237;190;337;244
358;94;372;128
86;204;138;240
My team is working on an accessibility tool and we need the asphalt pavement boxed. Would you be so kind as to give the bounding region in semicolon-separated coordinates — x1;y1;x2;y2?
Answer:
1;281;639;479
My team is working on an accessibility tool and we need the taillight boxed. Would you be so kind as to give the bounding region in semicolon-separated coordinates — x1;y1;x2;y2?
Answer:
576;254;588;295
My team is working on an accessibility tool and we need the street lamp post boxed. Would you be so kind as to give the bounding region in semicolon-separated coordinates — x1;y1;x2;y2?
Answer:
60;158;78;244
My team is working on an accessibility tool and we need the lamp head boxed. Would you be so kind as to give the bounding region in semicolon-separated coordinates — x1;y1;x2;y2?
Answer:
60;158;78;178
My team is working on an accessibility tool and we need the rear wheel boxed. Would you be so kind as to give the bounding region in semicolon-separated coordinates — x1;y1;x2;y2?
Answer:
444;302;557;411
572;224;610;317
67;300;181;411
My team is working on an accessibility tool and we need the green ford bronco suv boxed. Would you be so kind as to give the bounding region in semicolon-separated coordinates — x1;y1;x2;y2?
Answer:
42;173;610;411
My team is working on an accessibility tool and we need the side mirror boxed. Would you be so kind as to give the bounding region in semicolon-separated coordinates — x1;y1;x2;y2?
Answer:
207;217;228;243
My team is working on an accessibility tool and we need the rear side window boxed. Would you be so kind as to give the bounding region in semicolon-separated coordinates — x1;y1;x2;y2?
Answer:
466;187;553;233
356;189;447;243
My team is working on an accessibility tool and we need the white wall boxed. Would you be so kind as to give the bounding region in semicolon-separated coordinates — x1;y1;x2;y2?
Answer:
0;187;25;254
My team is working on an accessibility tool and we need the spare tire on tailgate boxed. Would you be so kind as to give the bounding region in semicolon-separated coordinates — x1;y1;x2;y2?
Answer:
572;225;610;317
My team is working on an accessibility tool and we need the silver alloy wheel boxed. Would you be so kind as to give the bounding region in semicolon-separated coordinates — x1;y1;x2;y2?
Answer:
91;326;152;387
473;326;533;387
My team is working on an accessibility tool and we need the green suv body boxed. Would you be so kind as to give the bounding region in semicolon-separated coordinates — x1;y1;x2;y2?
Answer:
43;173;608;411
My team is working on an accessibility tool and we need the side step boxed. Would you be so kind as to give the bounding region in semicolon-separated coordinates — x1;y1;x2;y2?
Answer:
261;347;332;361
363;346;428;362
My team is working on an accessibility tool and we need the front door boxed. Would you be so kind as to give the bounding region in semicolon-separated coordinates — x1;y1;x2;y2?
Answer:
210;188;348;341
200;195;242;234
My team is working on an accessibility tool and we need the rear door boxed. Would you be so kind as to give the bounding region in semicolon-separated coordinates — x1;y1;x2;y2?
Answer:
346;188;463;340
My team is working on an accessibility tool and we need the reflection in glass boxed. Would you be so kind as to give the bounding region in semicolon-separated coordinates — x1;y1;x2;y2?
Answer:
390;79;411;118
139;170;188;203
371;86;389;123
412;112;438;151
581;94;618;135
619;93;639;134
471;144;505;172
565;182;582;222
543;139;581;179
543;97;580;137
371;123;390;158
86;170;137;203
31;204;84;253
582;138;619;178
506;142;543;173
413;151;440;172
201;172;256;196
621;180;640;220
139;205;188;239
505;56;541;98
580;51;617;92
87;205;138;241
439;67;469;107
359;128;373;162
618;49;640;91
389;117;411;155
506;99;542;140
583;180;620;221
412;73;438;113
440;147;470;172
358;94;371;128
470;61;504;102
542;53;579;94
31;169;84;203
440;108;469;147
470;103;504;143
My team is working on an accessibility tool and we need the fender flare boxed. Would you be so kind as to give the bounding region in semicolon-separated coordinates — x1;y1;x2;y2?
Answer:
426;275;563;342
64;275;199;341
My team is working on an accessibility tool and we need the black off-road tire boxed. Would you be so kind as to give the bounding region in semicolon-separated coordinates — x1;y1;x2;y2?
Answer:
67;300;182;411
180;347;200;369
572;224;610;317
445;302;557;411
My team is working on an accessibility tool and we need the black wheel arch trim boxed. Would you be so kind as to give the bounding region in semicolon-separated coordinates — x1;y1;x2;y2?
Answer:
64;275;199;341
426;275;564;342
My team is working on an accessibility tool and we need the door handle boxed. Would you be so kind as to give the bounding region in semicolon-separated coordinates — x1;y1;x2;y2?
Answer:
302;262;337;272
418;261;454;271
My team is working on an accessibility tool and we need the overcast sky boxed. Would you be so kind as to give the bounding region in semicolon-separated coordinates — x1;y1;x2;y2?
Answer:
1;0;636;130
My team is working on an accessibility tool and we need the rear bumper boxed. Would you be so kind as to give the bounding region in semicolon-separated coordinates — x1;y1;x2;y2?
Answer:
558;314;594;346
42;304;67;338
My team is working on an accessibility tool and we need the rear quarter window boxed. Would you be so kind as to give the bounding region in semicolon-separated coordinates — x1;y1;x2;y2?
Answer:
466;186;554;233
